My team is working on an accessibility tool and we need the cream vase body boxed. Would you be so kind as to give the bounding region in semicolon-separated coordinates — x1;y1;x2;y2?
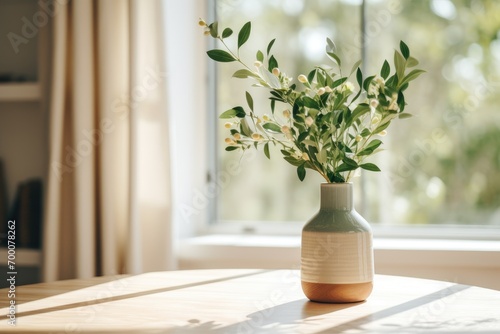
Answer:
301;182;374;303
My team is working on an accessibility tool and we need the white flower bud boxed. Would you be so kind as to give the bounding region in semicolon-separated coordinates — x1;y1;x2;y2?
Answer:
272;68;280;76
283;110;291;118
388;102;399;111
378;130;388;136
355;135;362;142
317;87;326;95
375;76;385;86
281;125;291;134
371;116;381;125
343;81;355;93
233;133;241;140
305;116;314;126
370;99;379;108
298;74;308;83
198;19;206;26
254;61;263;68
302;152;310;161
251;133;261;140
225;138;235;145
324;86;333;93
224;122;232;129
203;30;211;36
263;114;270;121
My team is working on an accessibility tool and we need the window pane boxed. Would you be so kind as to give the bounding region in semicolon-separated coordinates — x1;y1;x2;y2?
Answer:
214;0;500;227
363;0;500;225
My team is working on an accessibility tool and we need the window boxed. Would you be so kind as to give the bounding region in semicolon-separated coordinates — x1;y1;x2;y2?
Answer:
212;0;500;230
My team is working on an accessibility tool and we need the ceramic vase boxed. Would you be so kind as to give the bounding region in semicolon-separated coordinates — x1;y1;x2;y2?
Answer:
301;182;374;303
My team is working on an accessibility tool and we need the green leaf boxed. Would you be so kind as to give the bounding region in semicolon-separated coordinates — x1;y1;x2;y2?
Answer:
233;106;246;118
225;146;238;152
238;21;251;49
268;55;278;71
245;91;254;111
398;69;425;88
302;139;317;147
256;50;264;62
284;156;302;167
297;132;308;142
222;27;233;39
350;59;362;75
385;74;398;87
336;163;357;173
373;121;390;134
380;60;390;79
240;118;252;137
219;109;237;119
263;143;270;159
327;52;341;66
358;139;382;156
232;69;259;79
346;104;370;127
209;22;218;38
219;106;246;119
207;49;236;62
326;38;336;52
394;50;406;81
317;147;327;164
400;41;410;59
281;149;291;156
360;128;371;137
297;163;306;181
270;99;276;114
406;56;419;67
317;71;326;87
399;113;413;119
363;75;375;91
259;67;281;88
333;77;347;88
359;163;381;172
343;156;358;167
302;96;319;109
263;122;282;133
307;69;317;84
266;38;276;55
356;68;363;86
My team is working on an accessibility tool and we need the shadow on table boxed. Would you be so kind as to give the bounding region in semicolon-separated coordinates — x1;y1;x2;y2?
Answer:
310;283;499;333
5;270;270;319
173;298;362;333
171;283;500;333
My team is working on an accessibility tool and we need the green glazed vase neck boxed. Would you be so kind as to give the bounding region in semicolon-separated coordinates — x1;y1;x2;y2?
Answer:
320;183;354;211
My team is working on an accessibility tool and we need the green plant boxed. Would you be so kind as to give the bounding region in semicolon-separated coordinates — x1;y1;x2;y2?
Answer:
201;19;424;183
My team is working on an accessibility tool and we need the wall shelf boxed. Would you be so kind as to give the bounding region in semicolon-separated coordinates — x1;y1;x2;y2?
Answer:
0;82;41;102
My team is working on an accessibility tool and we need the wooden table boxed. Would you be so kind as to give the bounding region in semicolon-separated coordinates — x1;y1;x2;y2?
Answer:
1;269;500;333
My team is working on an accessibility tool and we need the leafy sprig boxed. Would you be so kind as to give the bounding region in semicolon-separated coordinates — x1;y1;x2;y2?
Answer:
200;19;425;183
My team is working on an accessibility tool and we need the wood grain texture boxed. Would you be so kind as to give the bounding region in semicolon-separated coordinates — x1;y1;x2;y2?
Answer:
1;269;500;333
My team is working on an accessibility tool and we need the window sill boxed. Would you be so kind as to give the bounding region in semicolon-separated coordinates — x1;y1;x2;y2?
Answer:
178;234;500;290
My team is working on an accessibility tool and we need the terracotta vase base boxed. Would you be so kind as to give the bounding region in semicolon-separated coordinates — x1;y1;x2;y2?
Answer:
301;280;373;303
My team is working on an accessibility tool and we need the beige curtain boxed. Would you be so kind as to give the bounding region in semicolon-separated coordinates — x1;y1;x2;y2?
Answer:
43;0;173;281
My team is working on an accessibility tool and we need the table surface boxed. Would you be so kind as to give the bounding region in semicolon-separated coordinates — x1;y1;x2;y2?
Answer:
1;269;500;333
